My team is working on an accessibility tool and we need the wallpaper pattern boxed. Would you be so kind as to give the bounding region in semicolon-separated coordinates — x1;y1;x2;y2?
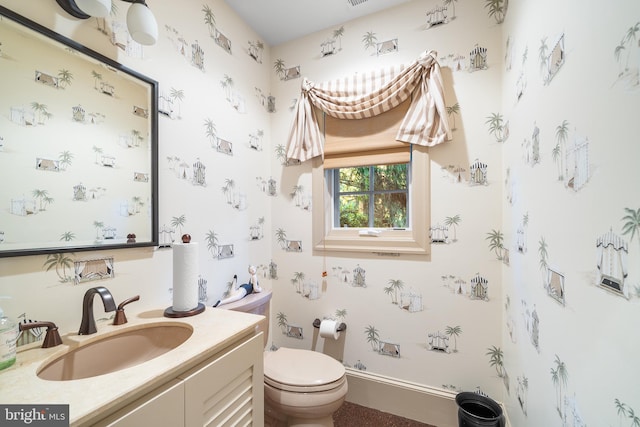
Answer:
0;1;638;426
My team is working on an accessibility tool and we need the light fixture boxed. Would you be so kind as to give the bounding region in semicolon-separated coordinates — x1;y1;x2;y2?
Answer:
55;0;158;46
75;0;111;18
125;1;158;46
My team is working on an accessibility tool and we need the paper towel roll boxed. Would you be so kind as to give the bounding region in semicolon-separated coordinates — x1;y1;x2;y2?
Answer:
172;242;199;311
319;319;340;340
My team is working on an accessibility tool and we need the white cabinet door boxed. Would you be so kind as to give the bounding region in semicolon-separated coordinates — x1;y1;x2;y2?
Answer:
181;333;264;427
93;379;185;427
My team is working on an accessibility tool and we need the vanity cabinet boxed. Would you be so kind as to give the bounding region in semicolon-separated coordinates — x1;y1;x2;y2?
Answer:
93;333;264;427
182;332;264;426
93;380;185;427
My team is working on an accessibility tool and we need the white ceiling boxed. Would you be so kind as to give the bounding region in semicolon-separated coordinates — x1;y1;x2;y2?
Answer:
223;0;412;47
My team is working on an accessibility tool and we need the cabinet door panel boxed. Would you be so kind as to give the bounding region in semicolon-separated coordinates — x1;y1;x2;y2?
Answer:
181;333;264;427
93;379;185;427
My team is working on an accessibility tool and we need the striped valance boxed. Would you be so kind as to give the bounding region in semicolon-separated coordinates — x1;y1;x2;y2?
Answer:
285;50;452;163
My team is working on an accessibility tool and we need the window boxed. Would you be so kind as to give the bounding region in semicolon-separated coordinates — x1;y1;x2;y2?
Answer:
287;54;451;257
311;97;431;256
332;163;409;228
312;144;430;256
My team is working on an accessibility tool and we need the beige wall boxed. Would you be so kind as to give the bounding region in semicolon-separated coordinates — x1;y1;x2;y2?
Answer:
1;1;639;426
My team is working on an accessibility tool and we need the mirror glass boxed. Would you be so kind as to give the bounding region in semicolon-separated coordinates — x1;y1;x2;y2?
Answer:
0;6;158;257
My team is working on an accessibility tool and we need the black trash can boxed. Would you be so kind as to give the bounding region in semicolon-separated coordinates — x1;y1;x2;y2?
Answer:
455;392;505;427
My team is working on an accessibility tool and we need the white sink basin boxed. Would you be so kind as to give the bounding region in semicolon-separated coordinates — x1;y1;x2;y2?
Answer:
37;323;193;381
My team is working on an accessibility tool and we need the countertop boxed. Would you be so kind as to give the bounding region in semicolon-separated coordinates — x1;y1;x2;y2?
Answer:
0;306;264;426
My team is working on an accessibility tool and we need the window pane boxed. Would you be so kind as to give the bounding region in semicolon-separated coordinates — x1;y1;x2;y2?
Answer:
339;194;369;227
373;164;407;191
334;163;409;229
339;167;370;192
374;193;407;228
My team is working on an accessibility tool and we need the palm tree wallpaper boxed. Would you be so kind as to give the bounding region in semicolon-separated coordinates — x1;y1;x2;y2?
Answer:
165;87;185;119
486;345;504;378
43;253;75;283
1;1;639;426
484;0;508;24
621;208;640;255
170;215;187;238
614;399;640;427
553;119;569;181
444;325;462;352
201;4;215;37
550;355;569;419
364;324;380;352
486;229;505;261
486;112;506;143
361;31;377;52
446;102;460;131
613;21;640;91
247;39;265;63
444;214;462;242
205;229;219;258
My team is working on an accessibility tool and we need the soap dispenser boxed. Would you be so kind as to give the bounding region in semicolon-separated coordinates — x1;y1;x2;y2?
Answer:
0;297;18;370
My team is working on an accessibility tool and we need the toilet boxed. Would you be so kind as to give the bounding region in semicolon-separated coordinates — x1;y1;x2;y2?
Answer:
220;290;348;427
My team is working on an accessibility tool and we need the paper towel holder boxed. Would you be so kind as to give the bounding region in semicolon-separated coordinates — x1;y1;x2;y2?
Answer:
313;318;347;332
164;302;205;318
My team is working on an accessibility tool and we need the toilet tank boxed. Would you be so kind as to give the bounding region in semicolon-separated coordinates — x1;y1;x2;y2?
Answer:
219;290;272;347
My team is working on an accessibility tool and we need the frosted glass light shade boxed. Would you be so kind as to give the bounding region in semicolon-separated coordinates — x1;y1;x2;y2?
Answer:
75;0;111;17
126;2;158;46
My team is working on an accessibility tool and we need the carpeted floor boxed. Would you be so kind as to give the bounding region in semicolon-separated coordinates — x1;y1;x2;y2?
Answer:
333;401;436;427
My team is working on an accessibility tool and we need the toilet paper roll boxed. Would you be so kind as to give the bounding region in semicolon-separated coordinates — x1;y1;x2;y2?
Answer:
172;242;199;312
319;319;341;340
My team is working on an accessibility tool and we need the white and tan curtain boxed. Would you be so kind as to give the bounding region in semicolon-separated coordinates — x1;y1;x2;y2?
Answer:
285;50;452;163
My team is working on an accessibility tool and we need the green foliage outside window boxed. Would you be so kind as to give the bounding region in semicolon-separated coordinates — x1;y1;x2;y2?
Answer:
335;164;408;228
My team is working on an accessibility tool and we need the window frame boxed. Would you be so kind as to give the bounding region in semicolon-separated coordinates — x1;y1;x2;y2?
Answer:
331;163;410;229
312;144;430;255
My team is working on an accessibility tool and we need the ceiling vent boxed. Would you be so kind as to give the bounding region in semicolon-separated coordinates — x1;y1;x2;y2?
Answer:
347;0;369;6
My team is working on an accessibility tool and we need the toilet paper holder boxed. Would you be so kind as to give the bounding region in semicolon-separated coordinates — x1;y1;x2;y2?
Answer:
313;318;347;332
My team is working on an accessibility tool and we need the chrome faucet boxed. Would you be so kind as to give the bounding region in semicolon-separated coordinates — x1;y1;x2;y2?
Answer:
78;286;116;335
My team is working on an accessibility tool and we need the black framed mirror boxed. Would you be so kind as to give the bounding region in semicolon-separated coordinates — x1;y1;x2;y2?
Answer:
0;6;158;257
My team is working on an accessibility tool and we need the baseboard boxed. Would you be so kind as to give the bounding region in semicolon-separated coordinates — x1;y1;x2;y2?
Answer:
345;369;511;427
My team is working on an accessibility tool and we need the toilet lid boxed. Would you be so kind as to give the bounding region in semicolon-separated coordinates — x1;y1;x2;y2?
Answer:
264;347;345;387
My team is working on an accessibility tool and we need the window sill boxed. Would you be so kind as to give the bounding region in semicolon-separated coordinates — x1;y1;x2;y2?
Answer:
311;145;431;256
314;228;429;255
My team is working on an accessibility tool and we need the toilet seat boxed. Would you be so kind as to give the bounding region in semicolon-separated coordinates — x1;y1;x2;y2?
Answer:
264;347;346;392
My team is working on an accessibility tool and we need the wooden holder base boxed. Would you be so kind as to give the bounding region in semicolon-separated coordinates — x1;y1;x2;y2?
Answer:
163;303;205;318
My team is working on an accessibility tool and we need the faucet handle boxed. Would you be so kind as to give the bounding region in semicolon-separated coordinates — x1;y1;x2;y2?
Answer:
113;295;140;326
19;321;63;348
